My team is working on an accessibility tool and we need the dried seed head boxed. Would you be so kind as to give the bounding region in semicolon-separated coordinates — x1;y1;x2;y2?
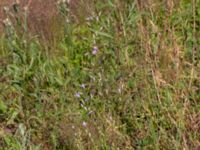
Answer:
3;6;9;14
3;18;12;27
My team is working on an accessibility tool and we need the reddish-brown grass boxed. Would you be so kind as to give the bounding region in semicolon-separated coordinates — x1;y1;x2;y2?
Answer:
0;0;95;45
0;0;85;44
0;0;60;42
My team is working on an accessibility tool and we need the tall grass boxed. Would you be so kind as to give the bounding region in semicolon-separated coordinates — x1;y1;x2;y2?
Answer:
0;0;199;149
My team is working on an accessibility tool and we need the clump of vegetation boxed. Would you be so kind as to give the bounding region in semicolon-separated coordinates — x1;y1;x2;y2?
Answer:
0;0;200;149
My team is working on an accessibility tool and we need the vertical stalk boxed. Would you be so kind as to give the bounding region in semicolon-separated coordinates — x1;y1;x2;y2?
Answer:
189;0;196;90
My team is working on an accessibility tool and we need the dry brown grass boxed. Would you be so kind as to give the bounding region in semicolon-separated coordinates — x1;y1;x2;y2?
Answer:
0;0;199;149
0;0;88;44
0;0;94;36
0;0;59;42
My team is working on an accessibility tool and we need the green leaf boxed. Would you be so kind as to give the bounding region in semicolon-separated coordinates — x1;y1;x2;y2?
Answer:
0;100;7;113
90;29;113;39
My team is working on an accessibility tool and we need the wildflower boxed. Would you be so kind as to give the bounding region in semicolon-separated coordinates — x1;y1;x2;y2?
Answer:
3;18;12;27
92;46;98;55
84;98;90;102
81;84;86;89
86;16;94;21
88;111;93;115
82;121;87;127
74;92;81;98
96;16;100;22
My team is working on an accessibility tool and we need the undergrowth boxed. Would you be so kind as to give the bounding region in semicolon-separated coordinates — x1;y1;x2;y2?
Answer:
0;0;200;149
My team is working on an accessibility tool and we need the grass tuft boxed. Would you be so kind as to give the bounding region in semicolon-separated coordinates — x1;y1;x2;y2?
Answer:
0;0;200;149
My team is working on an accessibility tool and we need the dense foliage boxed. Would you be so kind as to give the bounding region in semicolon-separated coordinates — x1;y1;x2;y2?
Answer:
0;0;200;149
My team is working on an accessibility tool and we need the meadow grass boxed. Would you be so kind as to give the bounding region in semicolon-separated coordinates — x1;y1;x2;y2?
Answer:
0;0;200;149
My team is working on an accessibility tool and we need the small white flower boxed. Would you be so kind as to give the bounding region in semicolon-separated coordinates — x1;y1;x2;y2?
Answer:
81;84;86;89
86;16;94;21
84;98;90;102
82;121;87;127
88;111;93;115
3;18;12;27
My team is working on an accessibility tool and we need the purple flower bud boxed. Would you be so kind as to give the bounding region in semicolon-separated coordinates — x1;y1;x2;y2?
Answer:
92;46;98;55
74;92;81;98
